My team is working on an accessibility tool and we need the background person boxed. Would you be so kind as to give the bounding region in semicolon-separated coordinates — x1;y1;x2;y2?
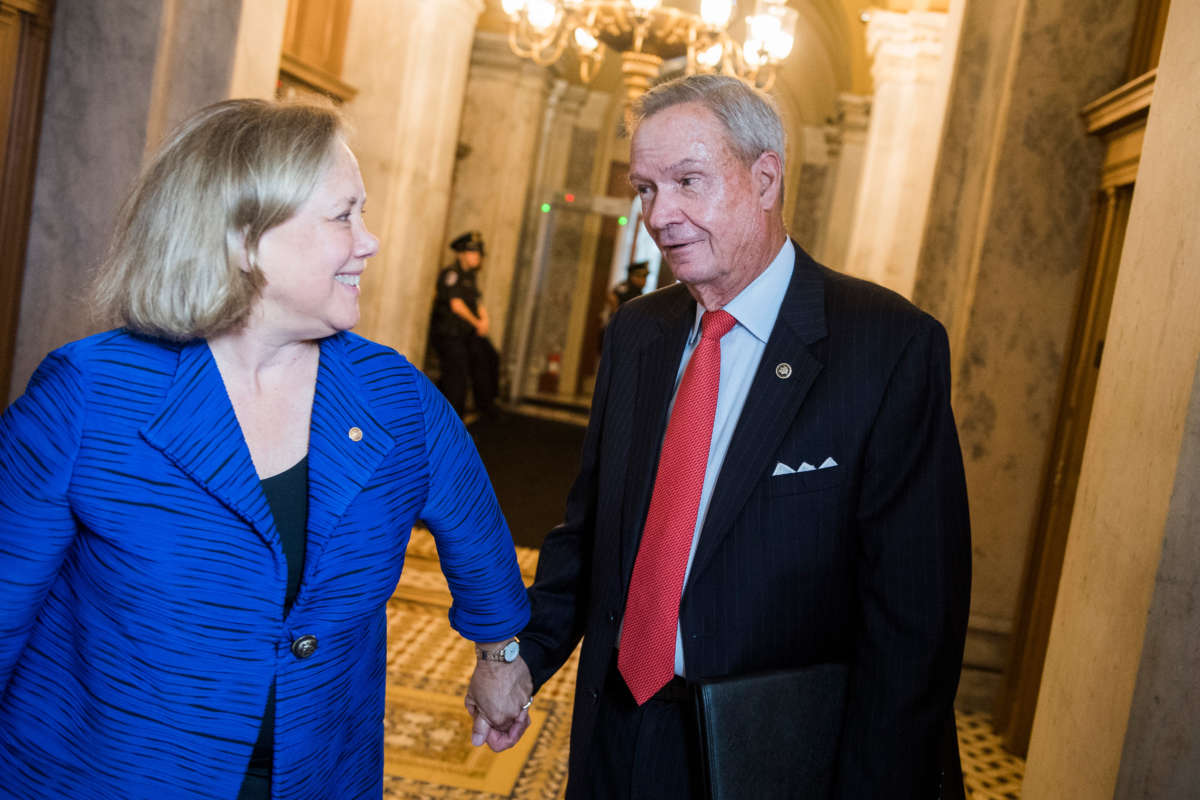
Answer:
607;260;649;312
0;99;531;799
469;74;972;799
429;230;500;418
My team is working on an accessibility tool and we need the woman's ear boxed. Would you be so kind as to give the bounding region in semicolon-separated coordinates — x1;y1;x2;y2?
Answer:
227;228;254;273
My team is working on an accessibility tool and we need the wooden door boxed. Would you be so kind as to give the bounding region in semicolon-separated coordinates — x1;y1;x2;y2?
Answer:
0;0;52;395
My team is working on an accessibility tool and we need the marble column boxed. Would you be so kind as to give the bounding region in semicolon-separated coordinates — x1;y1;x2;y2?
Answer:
442;32;551;356
812;93;870;270
9;0;253;400
842;9;948;297
1024;4;1200;794
342;0;484;364
228;0;288;99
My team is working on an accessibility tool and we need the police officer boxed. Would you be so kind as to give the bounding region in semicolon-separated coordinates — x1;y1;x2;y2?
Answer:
607;260;649;312
430;230;500;418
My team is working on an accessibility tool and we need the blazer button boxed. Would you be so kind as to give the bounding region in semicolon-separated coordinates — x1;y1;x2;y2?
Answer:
590;688;600;702
291;634;318;659
607;611;617;623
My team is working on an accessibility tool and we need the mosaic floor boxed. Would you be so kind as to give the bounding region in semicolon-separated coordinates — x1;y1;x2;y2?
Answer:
385;529;1025;798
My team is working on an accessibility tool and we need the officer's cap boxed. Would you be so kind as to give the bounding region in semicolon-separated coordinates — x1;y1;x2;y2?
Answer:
450;230;485;254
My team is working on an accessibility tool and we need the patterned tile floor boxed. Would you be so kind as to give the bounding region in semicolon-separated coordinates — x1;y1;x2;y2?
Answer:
387;530;1025;798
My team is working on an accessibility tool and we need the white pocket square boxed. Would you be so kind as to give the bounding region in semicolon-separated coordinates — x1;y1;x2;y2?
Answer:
772;462;795;476
796;461;816;472
819;457;838;469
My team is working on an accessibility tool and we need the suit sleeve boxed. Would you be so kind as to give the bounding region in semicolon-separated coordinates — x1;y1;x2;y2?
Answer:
0;351;85;694
519;306;620;690
834;318;972;799
415;371;530;642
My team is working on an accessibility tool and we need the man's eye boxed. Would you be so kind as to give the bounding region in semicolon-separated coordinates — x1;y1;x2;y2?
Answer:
680;176;697;187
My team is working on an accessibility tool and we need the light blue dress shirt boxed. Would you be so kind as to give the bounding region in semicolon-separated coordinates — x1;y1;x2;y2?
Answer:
668;240;795;676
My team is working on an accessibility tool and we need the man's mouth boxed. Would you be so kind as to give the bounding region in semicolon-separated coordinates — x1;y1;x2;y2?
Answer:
334;273;361;287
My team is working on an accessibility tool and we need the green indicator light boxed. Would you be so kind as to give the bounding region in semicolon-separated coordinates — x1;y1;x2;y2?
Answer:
618;216;628;226
540;202;551;213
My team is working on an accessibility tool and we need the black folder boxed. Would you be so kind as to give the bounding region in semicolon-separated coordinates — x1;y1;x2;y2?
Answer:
693;663;848;800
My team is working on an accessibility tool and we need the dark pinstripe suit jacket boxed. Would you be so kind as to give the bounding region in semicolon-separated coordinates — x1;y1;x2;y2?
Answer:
522;243;971;799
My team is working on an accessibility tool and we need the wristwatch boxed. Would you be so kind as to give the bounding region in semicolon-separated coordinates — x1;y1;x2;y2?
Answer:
477;638;520;663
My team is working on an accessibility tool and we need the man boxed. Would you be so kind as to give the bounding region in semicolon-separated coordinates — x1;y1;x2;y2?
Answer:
466;74;971;799
608;260;650;311
429;230;500;418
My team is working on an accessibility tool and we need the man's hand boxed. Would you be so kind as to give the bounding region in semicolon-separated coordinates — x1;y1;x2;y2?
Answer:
474;319;489;337
465;655;533;752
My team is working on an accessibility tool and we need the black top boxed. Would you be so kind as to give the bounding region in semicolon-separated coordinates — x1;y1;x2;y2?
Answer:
431;263;481;338
239;455;309;799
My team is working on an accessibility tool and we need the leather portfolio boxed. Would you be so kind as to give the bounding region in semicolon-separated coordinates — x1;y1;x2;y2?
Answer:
693;663;848;800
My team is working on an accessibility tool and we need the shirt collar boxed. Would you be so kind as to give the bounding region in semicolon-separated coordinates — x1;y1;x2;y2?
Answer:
688;239;795;344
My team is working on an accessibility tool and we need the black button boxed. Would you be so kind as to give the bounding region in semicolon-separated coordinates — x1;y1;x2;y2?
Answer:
291;634;318;659
607;611;617;623
590;688;600;702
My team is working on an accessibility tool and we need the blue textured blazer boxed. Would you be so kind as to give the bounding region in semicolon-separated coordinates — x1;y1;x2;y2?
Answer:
0;329;529;799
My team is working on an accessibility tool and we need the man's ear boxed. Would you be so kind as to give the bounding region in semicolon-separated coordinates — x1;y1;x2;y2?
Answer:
752;150;783;210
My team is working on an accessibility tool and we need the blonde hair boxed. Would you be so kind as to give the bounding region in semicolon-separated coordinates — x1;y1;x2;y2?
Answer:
92;98;345;340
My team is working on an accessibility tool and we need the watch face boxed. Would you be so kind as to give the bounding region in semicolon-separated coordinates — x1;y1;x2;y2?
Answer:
502;640;520;662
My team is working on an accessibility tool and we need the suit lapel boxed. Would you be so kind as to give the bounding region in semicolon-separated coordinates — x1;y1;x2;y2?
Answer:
686;244;828;587
620;286;696;589
303;334;394;571
141;339;276;544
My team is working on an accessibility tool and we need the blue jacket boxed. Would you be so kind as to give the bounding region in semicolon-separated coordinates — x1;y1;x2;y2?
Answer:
0;329;529;798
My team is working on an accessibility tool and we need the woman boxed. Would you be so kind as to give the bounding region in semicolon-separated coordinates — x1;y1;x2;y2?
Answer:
0;99;530;798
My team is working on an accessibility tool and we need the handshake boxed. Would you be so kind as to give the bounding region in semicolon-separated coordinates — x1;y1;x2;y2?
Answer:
464;638;534;751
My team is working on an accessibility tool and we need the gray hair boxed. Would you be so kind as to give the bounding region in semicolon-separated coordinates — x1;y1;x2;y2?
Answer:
628;74;786;177
92;98;346;340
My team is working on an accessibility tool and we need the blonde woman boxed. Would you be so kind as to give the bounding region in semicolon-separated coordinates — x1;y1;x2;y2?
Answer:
0;99;531;799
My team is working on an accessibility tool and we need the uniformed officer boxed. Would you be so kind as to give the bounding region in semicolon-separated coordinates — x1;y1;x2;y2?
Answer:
429;230;500;418
607;260;649;312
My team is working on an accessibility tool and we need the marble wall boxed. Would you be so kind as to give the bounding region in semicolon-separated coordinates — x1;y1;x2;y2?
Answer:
910;0;1138;702
1024;1;1200;792
441;33;550;359
9;0;246;401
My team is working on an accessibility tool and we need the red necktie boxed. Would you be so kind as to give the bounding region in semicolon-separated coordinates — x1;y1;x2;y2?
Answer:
619;309;738;705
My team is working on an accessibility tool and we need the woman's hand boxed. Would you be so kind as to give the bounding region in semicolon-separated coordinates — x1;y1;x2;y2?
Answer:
465;654;533;752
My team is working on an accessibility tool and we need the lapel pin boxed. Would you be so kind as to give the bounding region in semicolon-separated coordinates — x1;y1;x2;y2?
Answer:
775;363;792;380
348;426;363;442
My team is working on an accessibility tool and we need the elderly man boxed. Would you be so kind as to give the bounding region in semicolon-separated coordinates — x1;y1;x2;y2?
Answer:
467;74;971;800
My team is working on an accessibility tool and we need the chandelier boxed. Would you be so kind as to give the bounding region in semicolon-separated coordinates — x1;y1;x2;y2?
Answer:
500;0;800;101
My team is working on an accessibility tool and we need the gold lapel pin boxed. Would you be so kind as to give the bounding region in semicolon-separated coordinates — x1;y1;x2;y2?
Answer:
775;363;792;380
348;427;363;442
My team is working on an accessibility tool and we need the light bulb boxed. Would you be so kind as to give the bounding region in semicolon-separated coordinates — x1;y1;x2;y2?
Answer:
574;27;600;53
501;0;527;17
700;0;733;28
526;0;559;31
696;42;724;68
629;0;662;15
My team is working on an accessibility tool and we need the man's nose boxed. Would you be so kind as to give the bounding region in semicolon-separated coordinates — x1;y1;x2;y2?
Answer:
645;190;682;231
